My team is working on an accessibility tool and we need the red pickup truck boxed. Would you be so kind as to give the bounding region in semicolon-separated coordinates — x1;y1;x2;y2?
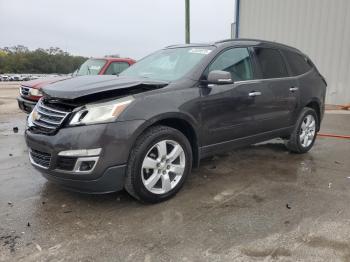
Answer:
17;57;135;113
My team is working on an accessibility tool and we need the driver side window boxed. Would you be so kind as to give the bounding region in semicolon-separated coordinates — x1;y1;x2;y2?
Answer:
104;62;130;75
207;48;253;81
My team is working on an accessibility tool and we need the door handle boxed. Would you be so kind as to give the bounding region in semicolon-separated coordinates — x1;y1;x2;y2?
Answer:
248;91;262;97
290;87;299;92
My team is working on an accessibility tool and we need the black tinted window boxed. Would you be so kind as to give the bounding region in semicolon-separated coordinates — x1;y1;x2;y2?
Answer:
282;50;312;76
254;48;288;79
208;48;253;81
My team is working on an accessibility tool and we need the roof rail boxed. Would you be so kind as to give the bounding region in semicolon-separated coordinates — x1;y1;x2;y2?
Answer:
214;38;300;51
214;39;237;44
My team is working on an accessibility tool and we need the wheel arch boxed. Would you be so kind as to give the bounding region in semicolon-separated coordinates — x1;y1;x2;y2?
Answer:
130;112;201;168
304;98;322;131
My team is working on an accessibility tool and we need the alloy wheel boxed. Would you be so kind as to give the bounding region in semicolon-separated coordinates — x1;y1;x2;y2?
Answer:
299;114;316;148
141;140;186;194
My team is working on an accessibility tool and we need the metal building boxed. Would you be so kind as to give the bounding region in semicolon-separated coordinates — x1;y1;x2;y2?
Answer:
235;0;350;105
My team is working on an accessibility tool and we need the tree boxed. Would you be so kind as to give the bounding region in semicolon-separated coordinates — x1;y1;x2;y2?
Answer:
0;45;87;74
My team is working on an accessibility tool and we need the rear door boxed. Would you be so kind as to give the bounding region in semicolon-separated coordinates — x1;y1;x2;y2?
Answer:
250;47;299;133
281;49;313;121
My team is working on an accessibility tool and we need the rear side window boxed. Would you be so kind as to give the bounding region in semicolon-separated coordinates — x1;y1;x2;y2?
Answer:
104;62;130;75
282;50;312;76
253;48;288;79
207;48;253;81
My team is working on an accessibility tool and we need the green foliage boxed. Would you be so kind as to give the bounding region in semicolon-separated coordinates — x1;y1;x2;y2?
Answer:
0;45;87;74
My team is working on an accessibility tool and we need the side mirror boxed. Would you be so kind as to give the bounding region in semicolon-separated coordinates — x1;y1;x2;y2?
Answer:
207;70;233;85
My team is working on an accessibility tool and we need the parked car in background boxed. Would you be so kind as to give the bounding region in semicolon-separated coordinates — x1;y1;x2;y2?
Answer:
25;39;326;203
30;75;40;80
17;57;136;113
0;74;35;81
9;75;21;81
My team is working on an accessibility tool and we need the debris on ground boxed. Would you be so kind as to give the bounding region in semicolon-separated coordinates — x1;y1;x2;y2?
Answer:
328;183;332;189
63;210;72;213
12;127;18;133
8;202;13;207
337;209;344;215
27;222;30;227
286;204;291;209
34;243;42;252
252;194;264;203
9;153;13;156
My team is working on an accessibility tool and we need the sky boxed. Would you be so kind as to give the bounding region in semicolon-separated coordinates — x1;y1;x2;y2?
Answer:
0;0;235;60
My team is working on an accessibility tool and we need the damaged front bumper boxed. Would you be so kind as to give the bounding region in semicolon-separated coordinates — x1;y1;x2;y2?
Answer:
25;120;144;194
17;96;37;114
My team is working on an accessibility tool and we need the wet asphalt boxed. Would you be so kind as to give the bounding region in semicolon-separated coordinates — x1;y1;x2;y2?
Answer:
0;108;350;261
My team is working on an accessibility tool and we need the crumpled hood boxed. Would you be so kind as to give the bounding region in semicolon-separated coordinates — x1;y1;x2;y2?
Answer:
42;75;169;100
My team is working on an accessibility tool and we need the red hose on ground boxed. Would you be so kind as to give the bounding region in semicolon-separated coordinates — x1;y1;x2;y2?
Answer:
325;104;350;110
319;106;350;139
318;133;350;139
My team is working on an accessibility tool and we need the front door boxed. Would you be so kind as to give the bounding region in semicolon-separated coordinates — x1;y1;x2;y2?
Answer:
200;47;272;146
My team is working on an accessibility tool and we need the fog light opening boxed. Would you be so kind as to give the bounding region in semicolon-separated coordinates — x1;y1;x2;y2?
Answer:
79;161;96;171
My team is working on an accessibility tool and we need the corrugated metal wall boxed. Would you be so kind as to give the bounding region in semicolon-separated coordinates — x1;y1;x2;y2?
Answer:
239;0;350;105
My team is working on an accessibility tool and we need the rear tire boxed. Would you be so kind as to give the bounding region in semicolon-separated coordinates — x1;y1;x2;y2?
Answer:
125;125;192;203
286;107;318;154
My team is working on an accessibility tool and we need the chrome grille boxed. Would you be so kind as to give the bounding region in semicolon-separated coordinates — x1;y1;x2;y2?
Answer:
20;86;30;96
29;149;51;169
33;100;70;130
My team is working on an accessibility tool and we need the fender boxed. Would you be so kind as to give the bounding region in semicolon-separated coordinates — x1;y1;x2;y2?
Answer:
297;97;323;130
126;111;201;168
131;111;201;144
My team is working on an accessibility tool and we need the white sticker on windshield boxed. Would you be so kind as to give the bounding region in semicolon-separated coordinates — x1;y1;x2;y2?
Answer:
189;48;212;55
89;65;101;70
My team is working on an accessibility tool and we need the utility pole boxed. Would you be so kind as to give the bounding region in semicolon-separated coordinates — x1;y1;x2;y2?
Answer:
185;0;190;44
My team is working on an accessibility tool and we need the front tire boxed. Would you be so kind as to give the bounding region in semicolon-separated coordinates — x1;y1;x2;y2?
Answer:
286;107;318;154
125;125;192;203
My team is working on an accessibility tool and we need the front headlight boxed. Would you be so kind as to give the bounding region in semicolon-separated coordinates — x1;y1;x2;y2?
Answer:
69;96;134;126
29;88;43;96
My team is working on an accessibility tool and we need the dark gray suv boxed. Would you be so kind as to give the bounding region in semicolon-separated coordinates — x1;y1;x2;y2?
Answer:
25;39;326;203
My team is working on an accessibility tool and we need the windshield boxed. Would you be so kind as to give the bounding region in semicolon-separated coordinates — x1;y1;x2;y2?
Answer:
120;47;215;81
76;59;106;76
